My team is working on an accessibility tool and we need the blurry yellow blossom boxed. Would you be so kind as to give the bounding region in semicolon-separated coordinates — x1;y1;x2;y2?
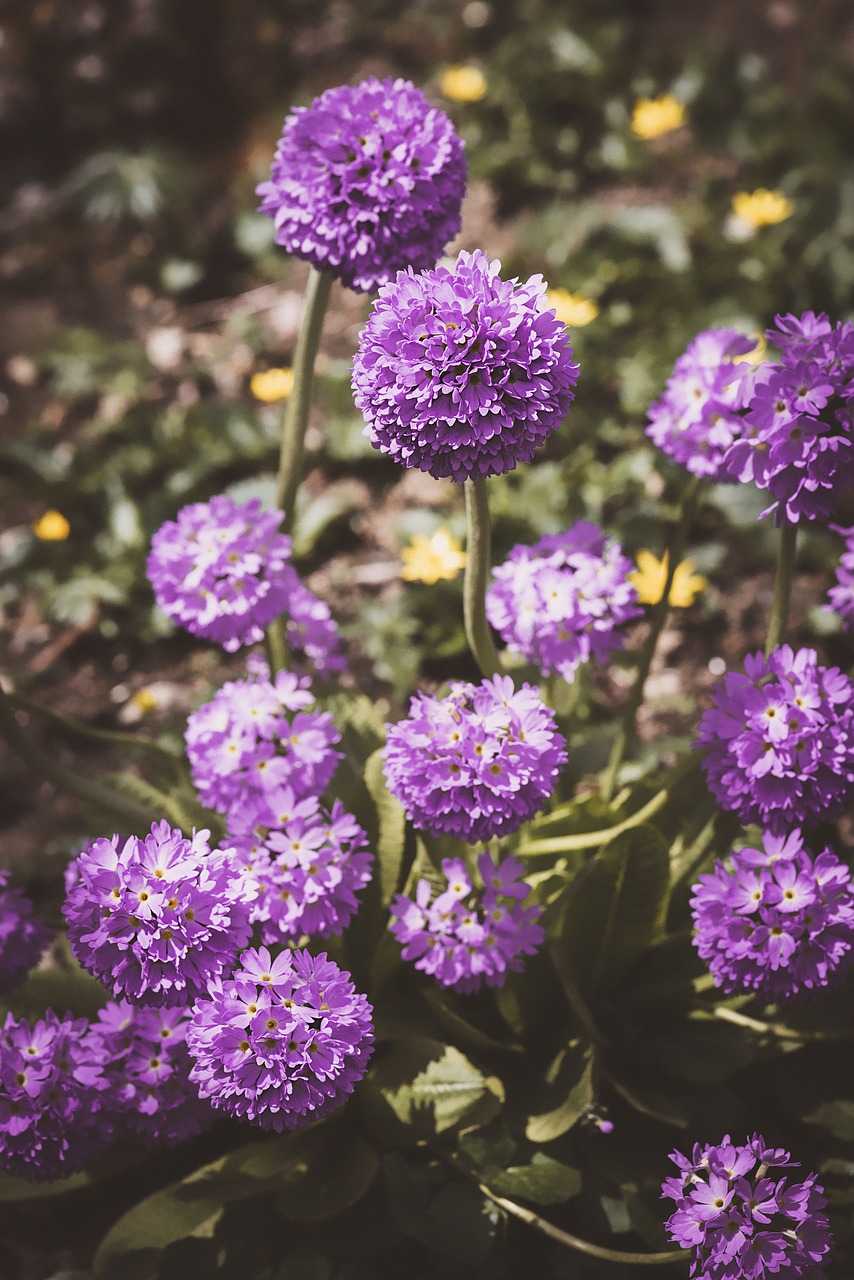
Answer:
546;289;600;328
401;530;466;584
32;510;70;541
250;367;295;403
630;550;707;607
130;688;159;715
630;94;687;140
440;65;487;103
731;189;795;229
734;334;768;366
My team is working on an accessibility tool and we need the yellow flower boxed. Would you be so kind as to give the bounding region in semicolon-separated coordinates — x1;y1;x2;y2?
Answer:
32;510;70;541
731;189;795;229
250;367;295;403
401;530;466;585
630;94;687;141
734;334;767;367
439;65;487;103
546;289;600;328
130;688;159;715
630;550;708;608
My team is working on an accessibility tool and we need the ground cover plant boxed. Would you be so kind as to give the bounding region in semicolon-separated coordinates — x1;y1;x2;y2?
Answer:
2;4;854;1279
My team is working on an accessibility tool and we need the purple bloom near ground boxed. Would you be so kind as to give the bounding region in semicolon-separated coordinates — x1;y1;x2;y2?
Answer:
257;76;466;293
352;248;579;482
485;521;641;681
384;674;567;843
0;870;51;993
663;1133;832;1278
187;946;374;1131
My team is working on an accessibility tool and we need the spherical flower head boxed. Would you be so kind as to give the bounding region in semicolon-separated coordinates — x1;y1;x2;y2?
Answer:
390;851;544;993
279;566;346;676
691;828;854;1002
826;525;854;629
64;821;256;1006
186;946;374;1131
646;328;755;479
0;870;51;993
147;495;293;653
89;1001;212;1147
352;249;579;482
256;77;466;294
0;1010;108;1181
384;674;567;843
184;667;342;822
486;522;641;681
662;1132;832;1279
696;645;854;831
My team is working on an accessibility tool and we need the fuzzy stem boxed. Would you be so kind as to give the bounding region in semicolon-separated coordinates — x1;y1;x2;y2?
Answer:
463;478;501;678
764;519;798;656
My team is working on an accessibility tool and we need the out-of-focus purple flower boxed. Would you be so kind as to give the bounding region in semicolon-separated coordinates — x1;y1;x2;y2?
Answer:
389;851;543;993
89;1002;212;1147
691;828;854;1001
486;522;641;680
184;666;341;824
187;946;374;1131
64;821;256;1006
384;674;567;843
147;496;293;653
663;1132;832;1278
646;328;755;479
280;566;346;676
827;525;854;629
352;249;579;482
0;870;50;993
257;77;466;294
0;1010;108;1181
696;645;854;830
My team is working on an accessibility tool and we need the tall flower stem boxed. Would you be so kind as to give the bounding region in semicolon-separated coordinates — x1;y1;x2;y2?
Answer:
464;478;501;678
764;519;797;656
602;475;703;802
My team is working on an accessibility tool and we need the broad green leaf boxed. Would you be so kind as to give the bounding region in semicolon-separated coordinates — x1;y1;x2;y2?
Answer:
526;1038;594;1143
94;1183;223;1277
0;1170;90;1203
364;1037;503;1138
276;1128;378;1221
364;747;406;904
383;1152;497;1264
802;1100;854;1141
489;1154;582;1205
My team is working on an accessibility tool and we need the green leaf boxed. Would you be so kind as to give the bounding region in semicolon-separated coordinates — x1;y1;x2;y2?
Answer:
363;1038;504;1138
94;1184;223;1277
383;1152;497;1264
802;1100;854;1141
364;747;406;905
489;1153;582;1205
525;1038;594;1143
0;1171;90;1203
276;1128;378;1221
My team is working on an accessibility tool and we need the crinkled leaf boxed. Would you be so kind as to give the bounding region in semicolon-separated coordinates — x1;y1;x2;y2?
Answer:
526;1038;594;1143
364;1037;503;1138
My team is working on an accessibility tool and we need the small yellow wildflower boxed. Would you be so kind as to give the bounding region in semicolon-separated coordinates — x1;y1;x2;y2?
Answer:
32;510;70;541
731;189;795;229
630;550;708;608
630;94;687;141
546;289;600;328
439;65;487;103
734;334;767;367
130;688;159;715
401;529;466;585
250;367;295;403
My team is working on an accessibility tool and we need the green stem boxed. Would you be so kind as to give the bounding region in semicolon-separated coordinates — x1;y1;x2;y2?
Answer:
275;267;334;532
8;691;183;775
264;617;289;677
463;478;501;678
602;475;703;801
710;1005;845;1043
764;519;797;656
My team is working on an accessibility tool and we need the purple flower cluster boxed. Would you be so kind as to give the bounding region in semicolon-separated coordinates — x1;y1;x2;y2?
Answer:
663;1133;832;1278
726;311;854;523
646;328;755;479
389;852;544;993
696;645;854;831
257;77;466;294
230;790;373;942
184;667;341;825
485;522;641;680
64;821;255;1006
827;525;854;629
280;567;346;675
352;249;579;482
0;870;50;992
187;946;374;1131
0;1011;107;1181
384;674;567;843
691;829;854;1002
147;496;293;653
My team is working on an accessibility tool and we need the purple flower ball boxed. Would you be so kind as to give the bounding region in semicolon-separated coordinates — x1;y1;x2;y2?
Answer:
280;566;346;676
352;249;579;482
0;1010;108;1181
827;525;854;629
662;1132;833;1279
691;828;854;1002
147;495;293;653
384;674;567;843
0;870;51;993
390;851;544;993
187;946;374;1131
64;821;256;1007
486;521;641;681
256;76;466;294
696;645;854;831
